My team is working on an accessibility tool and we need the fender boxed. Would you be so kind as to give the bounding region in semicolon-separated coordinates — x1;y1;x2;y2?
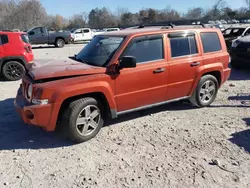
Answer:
52;80;116;109
189;62;224;96
46;80;116;131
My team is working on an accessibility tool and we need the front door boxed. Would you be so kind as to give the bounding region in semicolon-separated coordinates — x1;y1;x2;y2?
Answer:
115;34;168;112
74;29;84;41
28;27;46;44
166;31;203;100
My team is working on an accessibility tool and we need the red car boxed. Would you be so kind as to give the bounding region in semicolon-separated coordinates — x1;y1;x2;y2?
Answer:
0;31;34;81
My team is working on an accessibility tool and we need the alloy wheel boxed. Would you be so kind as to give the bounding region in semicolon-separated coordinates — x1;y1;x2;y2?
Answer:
76;105;101;136
199;80;216;104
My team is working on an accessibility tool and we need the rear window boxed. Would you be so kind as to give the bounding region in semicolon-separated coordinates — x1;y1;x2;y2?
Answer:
21;34;29;43
0;35;9;45
200;32;222;53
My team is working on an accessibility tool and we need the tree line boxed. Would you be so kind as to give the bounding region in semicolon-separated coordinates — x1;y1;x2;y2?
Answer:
1;0;250;31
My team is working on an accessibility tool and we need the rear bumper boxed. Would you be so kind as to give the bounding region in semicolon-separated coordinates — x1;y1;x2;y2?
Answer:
14;87;55;131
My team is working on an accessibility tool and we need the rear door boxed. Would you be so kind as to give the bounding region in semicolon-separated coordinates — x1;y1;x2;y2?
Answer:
83;29;92;40
166;31;203;100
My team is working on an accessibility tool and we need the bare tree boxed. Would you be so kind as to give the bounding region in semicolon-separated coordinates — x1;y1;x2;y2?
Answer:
0;0;47;30
67;13;88;29
186;7;204;20
245;0;250;10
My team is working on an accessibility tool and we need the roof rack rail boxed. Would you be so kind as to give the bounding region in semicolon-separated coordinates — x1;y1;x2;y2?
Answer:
128;22;206;30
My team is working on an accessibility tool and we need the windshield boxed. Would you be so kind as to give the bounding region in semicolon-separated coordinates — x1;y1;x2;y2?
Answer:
75;35;125;67
70;28;77;33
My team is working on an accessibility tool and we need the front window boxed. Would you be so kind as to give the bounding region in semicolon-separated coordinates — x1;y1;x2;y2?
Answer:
121;35;164;63
75;35;125;67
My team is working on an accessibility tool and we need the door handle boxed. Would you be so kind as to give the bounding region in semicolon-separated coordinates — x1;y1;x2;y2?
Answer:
190;62;200;67
153;68;166;73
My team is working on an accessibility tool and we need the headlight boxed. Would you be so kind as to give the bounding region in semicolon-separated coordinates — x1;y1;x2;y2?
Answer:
232;40;240;48
27;84;33;99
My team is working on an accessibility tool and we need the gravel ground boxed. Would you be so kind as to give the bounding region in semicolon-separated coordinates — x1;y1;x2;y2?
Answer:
0;45;250;188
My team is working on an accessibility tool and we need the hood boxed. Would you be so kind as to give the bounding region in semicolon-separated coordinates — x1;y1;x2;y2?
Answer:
29;58;105;81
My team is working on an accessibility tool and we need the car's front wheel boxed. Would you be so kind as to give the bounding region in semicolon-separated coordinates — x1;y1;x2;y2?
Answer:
60;97;104;143
189;75;219;107
2;61;25;81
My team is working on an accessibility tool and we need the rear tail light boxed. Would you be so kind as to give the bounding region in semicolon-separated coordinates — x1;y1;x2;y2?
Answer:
24;46;32;53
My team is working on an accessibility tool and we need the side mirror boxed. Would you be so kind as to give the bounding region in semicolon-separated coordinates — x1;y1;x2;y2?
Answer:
119;56;136;69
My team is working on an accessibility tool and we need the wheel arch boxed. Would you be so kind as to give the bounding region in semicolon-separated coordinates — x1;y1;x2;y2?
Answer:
56;92;112;128
189;68;222;97
0;57;25;73
55;37;65;43
202;71;221;86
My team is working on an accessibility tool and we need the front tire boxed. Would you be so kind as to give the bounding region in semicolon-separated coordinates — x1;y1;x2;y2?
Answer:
55;38;65;48
2;61;25;81
60;98;104;143
189;75;219;107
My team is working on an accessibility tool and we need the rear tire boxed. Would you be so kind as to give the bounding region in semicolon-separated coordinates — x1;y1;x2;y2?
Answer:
2;61;25;81
60;97;104;143
189;75;219;107
55;38;65;48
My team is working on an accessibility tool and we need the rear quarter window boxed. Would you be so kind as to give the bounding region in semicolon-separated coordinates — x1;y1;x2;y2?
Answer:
200;32;222;53
21;34;30;43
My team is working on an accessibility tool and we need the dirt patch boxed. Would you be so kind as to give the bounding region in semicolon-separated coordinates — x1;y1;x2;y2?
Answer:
0;49;250;187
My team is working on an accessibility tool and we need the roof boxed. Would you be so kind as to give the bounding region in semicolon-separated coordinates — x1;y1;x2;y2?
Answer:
224;26;249;29
0;31;25;35
100;26;221;37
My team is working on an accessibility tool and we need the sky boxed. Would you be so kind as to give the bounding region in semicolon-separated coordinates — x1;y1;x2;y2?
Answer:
41;0;246;18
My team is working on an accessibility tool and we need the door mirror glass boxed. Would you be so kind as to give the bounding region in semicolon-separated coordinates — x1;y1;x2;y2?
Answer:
119;56;136;69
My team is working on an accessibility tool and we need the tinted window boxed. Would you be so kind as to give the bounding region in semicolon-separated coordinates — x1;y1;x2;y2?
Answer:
0;35;9;44
83;29;90;33
122;36;164;63
201;32;222;53
33;28;43;34
170;36;198;58
189;36;198;54
75;29;83;34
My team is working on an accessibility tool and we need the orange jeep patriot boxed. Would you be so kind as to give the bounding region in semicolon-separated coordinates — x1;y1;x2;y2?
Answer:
14;26;231;143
